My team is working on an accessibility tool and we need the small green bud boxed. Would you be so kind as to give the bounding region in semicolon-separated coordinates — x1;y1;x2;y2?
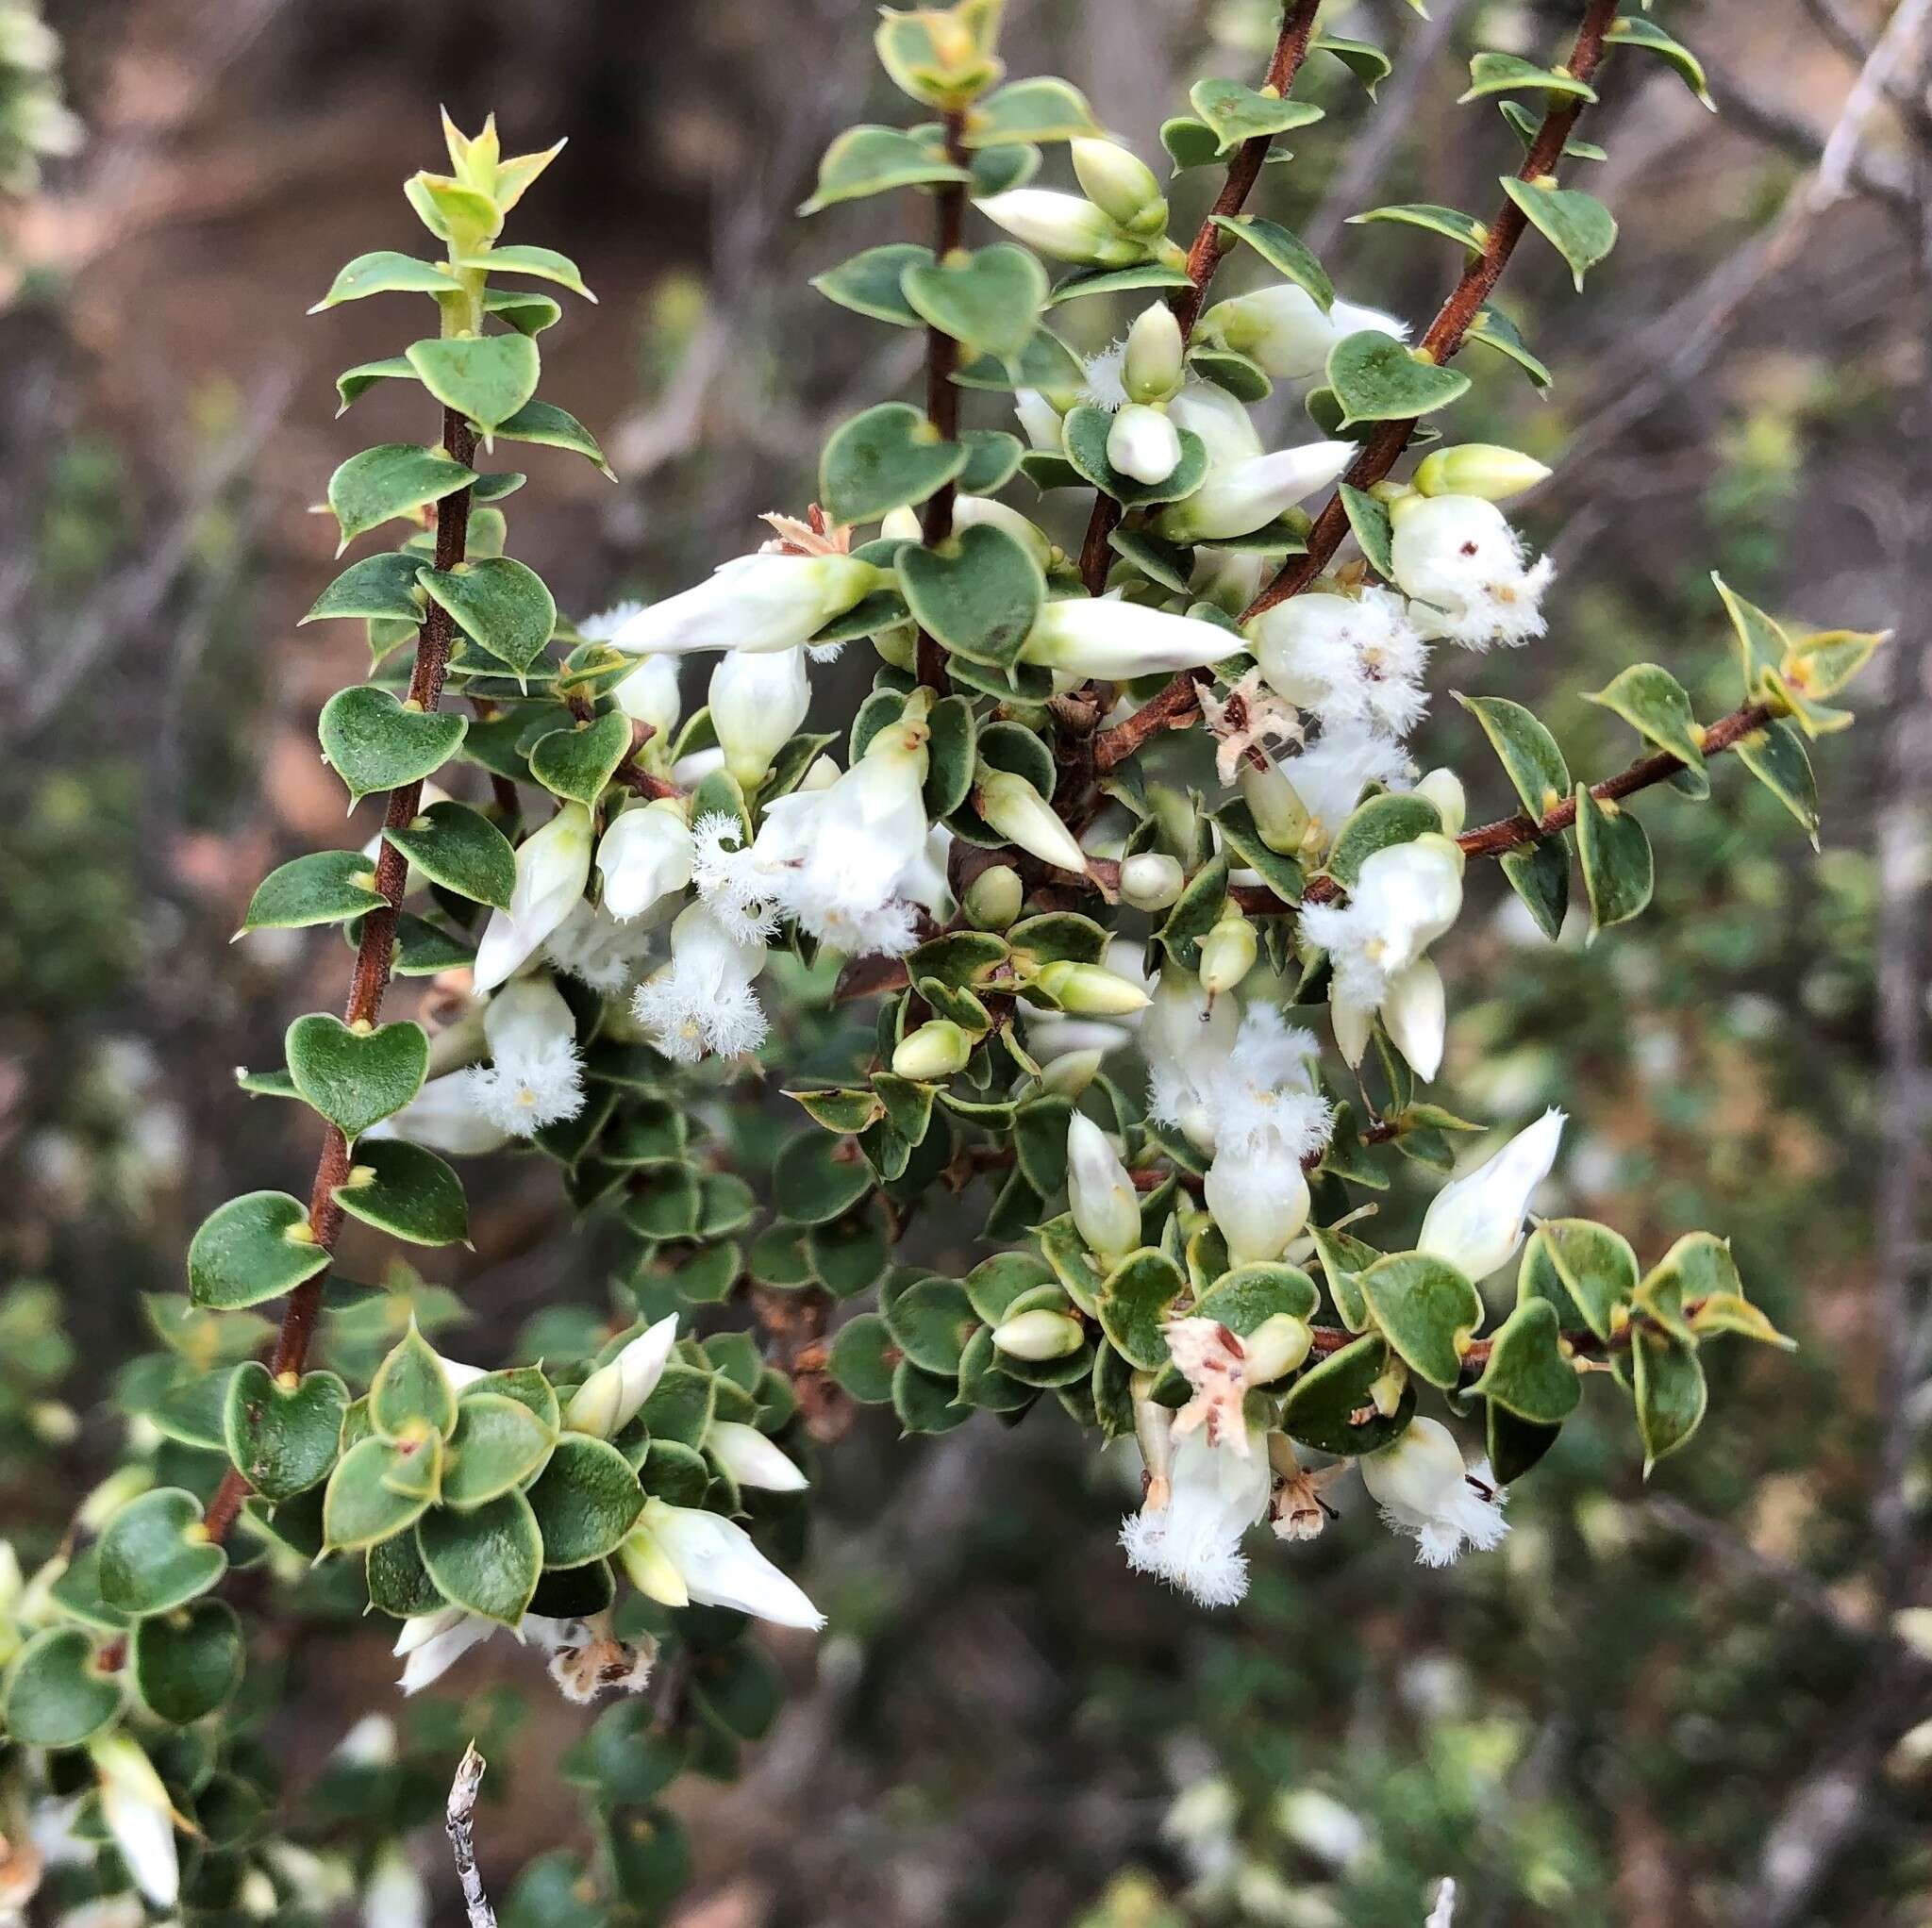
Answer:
1198;905;1257;996
1119;852;1185;910
1240;1312;1313;1385
1039;1046;1105;1098
991;1307;1086;1361
1070;137;1168;237
1123;301;1185;404
1412;443;1551;503
1033;959;1152;1016
963;863;1024;930
874;621;919;672
892;1019;974;1081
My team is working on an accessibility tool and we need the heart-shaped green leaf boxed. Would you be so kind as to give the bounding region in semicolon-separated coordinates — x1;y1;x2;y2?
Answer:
773;1130;874;1223
799;125;970;214
301;552;429;626
366;1529;445;1618
491;399;612;476
964;75;1102;146
898;523;1044;669
1;1626;125;1745
1466;304;1551;389
406;333;541;436
441;1392;555;1509
323;1434;436;1550
902;244;1047;360
1357;1251;1484;1388
812;243;933;327
524;1433;643;1565
1280;1333;1415;1454
1526;1219;1639;1340
384;800;516;908
1500;837;1571;942
821;401;969;526
1327;329;1471;424
418;557;557;674
528;709;633;806
416;1488;542;1624
1096;1248;1186;1371
327;442;477;551
892;1358;972;1435
1574;784;1654;933
286;1013;427;1140
1188;76;1324;153
1321;791;1443;889
370;1320;459;1439
318;685;467;802
881;1276;977;1377
333;1139;470;1247
1472;1298;1580;1424
1501;176;1617;291
129;1598;244;1724
239;850;387;934
1455;692;1571;818
224;1361;349;1501
1488;1404;1562;1487
187;1189;329;1310
1633;1327;1707;1473
957;428;1024;494
1587;662;1707;778
1194;1262;1321;1333
99;1487;227;1617
826;1313;898;1404
310;250;463;310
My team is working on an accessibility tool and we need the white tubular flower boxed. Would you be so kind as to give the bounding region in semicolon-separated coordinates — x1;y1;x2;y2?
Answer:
621;1499;825;1629
631;902;769;1064
597;798;695;923
473;802;593;993
88;1737;179;1910
1381;956;1447;1083
362;1846;427;1928
1359;1417;1508;1567
1196;283;1407;381
1141;965;1241;1153
455;973;583;1139
881;493;1053;568
973;764;1089;875
1388;494;1553;649
1300;833;1463;1070
1067;1112;1141;1259
392;1607;592;1696
1165;379;1263;467
365;1073;512;1156
1157;440;1357;543
1269;722;1419;856
542;897;658;992
1204;1136;1311;1264
692;706;931;956
1413;765;1467;837
1108;403;1182;485
610;554;882;657
1416;1108;1565;1282
974;188;1146;266
1013;388;1065;452
563;1312;679;1438
1019;595;1235;681
609;652;683;741
708;1421;808;1491
1124;301;1186;403
1149;999;1332;1167
709;644;810;789
1191;544;1267;617
1120;1429;1272;1608
1247;588;1429;737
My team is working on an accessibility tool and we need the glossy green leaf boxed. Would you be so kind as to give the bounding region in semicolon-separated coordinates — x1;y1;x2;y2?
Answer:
309;250;463;311
419;557;557;675
525;1433;643;1566
99;1487;226;1617
130;1599;244;1724
1574;785;1654;933
821;401;969;526
318;684;466;802
333;1139;470;1247
406;332;541;437
187;1190;329;1310
528;710;633;805
1501;176;1617;291
1357;1252;1483;1388
898;522;1043;669
800;125;969;214
239;851;386;934
224;1361;348;1501
1455;691;1570;818
326;441;477;551
416;1488;542;1624
286;1013;427;1140
1327;329;1471;424
1;1627;124;1746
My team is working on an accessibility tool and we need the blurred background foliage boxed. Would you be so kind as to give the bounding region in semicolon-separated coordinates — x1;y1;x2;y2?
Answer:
0;2;1927;1924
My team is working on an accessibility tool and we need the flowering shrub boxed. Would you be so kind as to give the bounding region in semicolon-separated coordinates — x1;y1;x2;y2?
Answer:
0;3;1887;1921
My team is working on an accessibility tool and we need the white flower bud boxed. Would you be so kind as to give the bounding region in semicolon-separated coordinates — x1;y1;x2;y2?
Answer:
1167;380;1263;466
624;1498;824;1629
1124;301;1186;403
611;554;883;657
963;862;1024;929
1413;443;1552;503
891;1019;974;1080
1413;766;1467;838
563;1312;679;1438
992;1307;1087;1360
709;644;810;789
1157;440;1357;543
1239;756;1312;854
89;1735;179;1909
887;493;1050;565
1107;402;1182;485
473;802;593;992
1380;956;1446;1082
596;798;694;923
800;752;841;791
1119;852;1185;910
1067;1112;1141;1258
1038;1045;1105;1097
1033;958;1152;1016
1070;137;1167;235
1014;388;1065;452
708;1420;808;1491
974;766;1090;874
974;188;1148;266
1203;1139;1310;1264
1198;906;1257;996
610;653;683;740
1241;1312;1314;1384
1020;594;1235;681
1416;1108;1566;1281
1196;284;1407;381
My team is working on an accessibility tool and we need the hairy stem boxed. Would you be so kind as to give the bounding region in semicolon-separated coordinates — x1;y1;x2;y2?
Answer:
915;108;969;694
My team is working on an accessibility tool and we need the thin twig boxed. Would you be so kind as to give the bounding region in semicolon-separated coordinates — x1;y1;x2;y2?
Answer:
915;109;969;694
446;1743;497;1928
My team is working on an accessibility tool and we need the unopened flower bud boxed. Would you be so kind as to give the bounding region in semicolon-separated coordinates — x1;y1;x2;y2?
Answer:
1412;443;1551;503
1156;440;1357;544
1070;137;1168;236
1020;595;1235;681
1107;403;1182;485
1014;388;1065;452
1196;283;1407;381
612;555;884;657
1124;301;1186;403
991;1307;1086;1361
1067;1112;1141;1258
1120;851;1185;910
597;798;693;922
1034;959;1152;1017
1417;1108;1566;1281
1038;1045;1105;1097
974;189;1147;266
874;622;919;672
963;862;1024;930
891;1019;974;1081
974;765;1090;875
709;644;811;789
1198;905;1257;996
1240;1312;1313;1385
564;1312;679;1438
1239;757;1312;855
1413;766;1466;838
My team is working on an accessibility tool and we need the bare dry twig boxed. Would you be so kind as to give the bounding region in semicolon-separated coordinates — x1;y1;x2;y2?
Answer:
446;1743;497;1928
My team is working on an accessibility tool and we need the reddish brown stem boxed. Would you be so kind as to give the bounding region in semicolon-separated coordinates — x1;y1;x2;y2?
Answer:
916;108;970;693
1077;0;1325;595
203;407;477;1546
